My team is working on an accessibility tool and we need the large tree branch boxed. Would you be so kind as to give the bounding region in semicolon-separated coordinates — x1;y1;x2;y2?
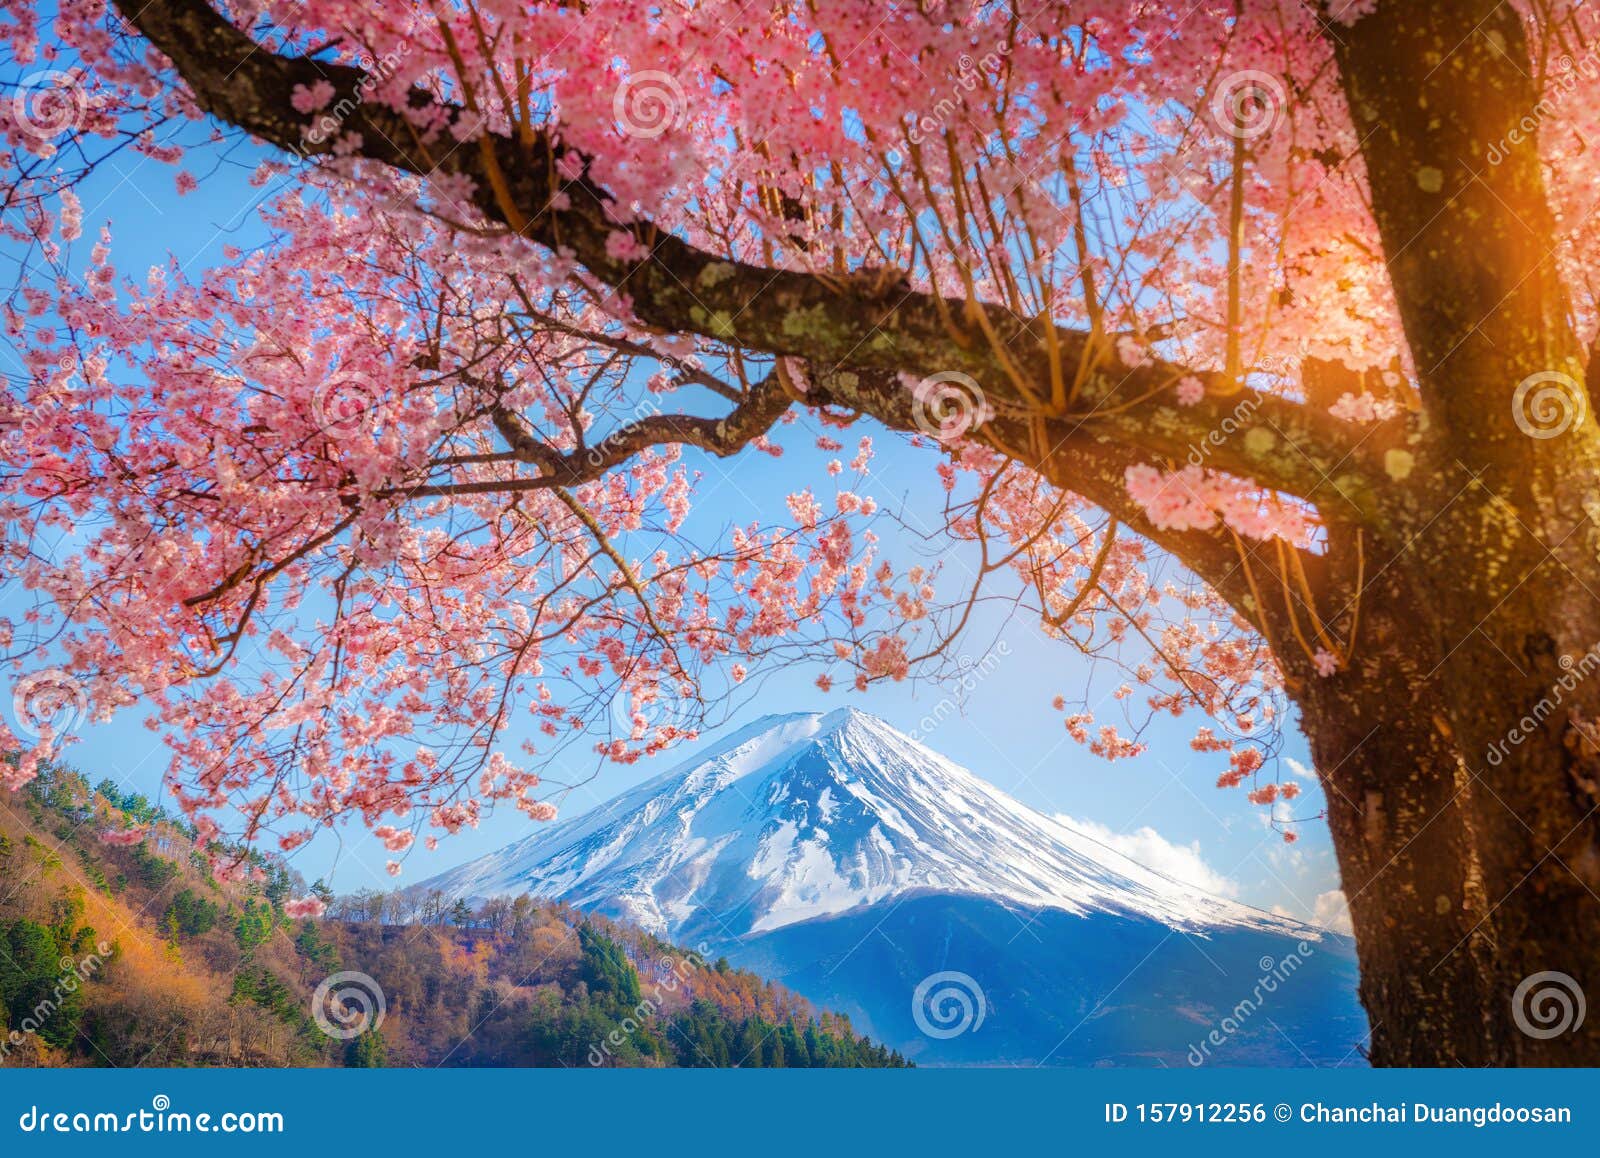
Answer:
403;357;1286;642
395;369;794;499
120;0;1385;517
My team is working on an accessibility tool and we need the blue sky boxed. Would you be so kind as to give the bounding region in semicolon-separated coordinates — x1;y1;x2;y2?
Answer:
0;114;1346;930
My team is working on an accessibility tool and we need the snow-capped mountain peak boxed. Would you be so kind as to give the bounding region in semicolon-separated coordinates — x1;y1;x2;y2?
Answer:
418;708;1315;941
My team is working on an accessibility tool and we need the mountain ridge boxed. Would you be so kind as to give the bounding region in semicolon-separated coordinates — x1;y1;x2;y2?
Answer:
419;707;1324;943
417;708;1367;1066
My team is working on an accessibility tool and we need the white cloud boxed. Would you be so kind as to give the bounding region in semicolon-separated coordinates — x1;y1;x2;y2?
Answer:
1285;757;1318;782
1055;814;1240;898
1312;889;1353;935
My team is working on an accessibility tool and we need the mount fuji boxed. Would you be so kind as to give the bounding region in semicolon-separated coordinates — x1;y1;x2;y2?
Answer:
420;708;1368;1065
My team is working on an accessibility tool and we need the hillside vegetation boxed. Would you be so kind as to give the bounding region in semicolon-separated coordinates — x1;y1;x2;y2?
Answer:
0;761;907;1068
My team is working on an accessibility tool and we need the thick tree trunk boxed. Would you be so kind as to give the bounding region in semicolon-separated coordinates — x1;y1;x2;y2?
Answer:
1282;547;1502;1064
1303;0;1600;1065
1297;628;1497;1063
1420;549;1600;1065
1296;540;1600;1065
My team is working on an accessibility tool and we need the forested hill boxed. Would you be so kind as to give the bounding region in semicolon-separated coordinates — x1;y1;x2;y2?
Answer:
0;761;908;1068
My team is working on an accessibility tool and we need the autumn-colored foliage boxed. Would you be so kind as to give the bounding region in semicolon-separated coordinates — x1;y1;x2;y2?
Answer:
0;761;903;1067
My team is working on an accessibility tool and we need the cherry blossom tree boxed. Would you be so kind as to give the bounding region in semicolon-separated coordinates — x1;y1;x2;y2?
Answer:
5;0;1600;1064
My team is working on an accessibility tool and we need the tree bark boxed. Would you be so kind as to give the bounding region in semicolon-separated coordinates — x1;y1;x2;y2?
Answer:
1410;537;1600;1064
1321;0;1600;1064
1294;548;1600;1064
1292;567;1498;1065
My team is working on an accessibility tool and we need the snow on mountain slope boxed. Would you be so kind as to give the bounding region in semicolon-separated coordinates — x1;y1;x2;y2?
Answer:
418;708;1317;941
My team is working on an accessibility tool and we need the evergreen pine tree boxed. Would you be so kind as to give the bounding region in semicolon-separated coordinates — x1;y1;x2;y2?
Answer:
344;1027;388;1067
